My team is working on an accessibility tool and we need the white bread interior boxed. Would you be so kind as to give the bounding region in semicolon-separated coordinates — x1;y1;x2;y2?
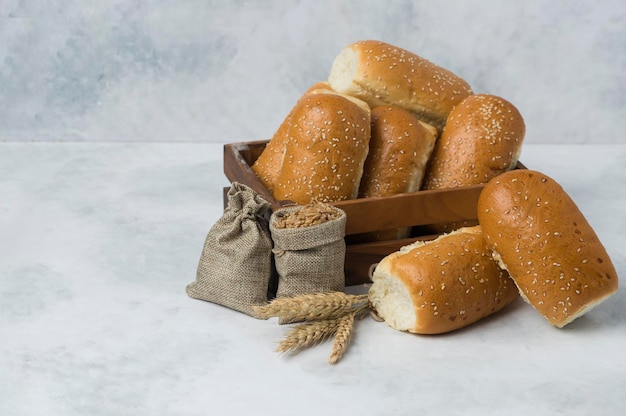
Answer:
368;271;415;331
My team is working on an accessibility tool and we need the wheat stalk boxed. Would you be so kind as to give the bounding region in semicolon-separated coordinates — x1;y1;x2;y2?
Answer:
255;291;368;323
261;290;372;364
328;311;356;364
275;319;340;354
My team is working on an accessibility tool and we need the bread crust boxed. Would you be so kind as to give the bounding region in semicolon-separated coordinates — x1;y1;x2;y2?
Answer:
328;40;473;131
477;169;619;327
251;108;293;193
423;94;525;190
272;93;371;204
369;226;519;334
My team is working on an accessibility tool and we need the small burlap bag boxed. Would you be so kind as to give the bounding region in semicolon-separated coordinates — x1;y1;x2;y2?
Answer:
186;182;273;318
270;202;347;300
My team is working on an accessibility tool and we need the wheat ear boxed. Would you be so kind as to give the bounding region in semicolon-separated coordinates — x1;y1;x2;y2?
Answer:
328;311;356;364
275;319;341;354
255;291;368;323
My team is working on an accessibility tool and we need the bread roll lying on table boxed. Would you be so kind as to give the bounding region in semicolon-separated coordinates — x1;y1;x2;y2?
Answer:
368;226;519;334
423;94;525;190
328;40;473;132
478;169;619;327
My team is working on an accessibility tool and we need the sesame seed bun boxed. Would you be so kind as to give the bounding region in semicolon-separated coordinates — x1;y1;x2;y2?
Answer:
368;226;519;334
355;105;436;241
423;94;525;191
271;92;371;204
477;169;619;327
251;83;369;197
328;40;473;132
359;106;437;198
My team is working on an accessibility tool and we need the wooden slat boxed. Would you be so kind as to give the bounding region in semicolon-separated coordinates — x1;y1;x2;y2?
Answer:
334;185;484;235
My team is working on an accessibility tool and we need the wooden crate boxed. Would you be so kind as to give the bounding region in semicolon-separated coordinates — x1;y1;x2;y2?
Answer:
223;140;525;286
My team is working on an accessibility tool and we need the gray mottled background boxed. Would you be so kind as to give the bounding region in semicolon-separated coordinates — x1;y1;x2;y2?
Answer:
1;0;624;143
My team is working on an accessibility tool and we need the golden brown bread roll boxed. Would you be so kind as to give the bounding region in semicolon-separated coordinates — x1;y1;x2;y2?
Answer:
422;94;525;191
359;106;437;198
477;169;619;328
328;40;473;131
251;83;368;196
271;92;371;204
356;105;437;241
368;226;519;334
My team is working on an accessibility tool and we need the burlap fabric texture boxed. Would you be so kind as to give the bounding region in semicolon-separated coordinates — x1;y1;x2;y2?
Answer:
270;205;346;299
186;182;273;318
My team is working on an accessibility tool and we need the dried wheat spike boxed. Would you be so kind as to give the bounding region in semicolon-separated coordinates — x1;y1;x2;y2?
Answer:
255;291;368;323
275;318;341;354
328;312;356;364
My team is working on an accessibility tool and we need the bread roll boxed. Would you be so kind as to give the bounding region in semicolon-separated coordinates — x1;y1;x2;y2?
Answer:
356;106;437;241
359;106;437;198
272;92;371;204
478;169;619;328
368;226;519;334
423;94;525;191
328;40;473;131
251;83;368;195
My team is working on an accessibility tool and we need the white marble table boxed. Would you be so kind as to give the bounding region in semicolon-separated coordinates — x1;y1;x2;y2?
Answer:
1;143;625;416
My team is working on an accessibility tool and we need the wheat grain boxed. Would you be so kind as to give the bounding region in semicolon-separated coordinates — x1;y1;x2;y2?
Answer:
273;200;343;228
328;312;356;364
275;319;340;354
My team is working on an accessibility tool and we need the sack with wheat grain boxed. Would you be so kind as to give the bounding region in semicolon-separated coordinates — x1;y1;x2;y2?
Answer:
186;182;273;318
270;201;346;300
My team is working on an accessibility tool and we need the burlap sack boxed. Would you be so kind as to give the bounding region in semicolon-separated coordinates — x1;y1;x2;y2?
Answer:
270;203;346;299
186;182;273;318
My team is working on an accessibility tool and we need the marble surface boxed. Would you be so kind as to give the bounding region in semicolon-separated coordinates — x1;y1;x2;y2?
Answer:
1;142;625;415
1;0;626;145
